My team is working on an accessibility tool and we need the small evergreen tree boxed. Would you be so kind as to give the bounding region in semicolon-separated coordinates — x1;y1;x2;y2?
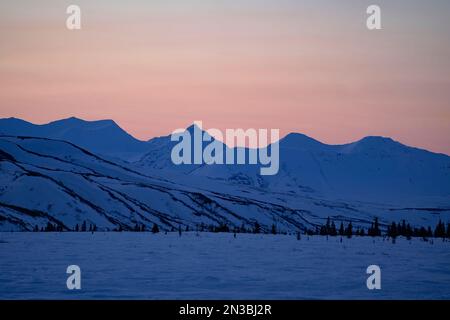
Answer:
330;221;337;236
368;223;374;236
434;220;446;238
397;222;402;237
45;222;55;232
319;225;326;236
400;220;407;237
271;224;277;235
339;222;345;236
81;221;87;232
253;221;261;234
152;223;160;234
427;226;433;238
418;226;427;238
374;217;381;236
345;222;353;238
325;217;331;235
388;222;397;238
405;223;412;240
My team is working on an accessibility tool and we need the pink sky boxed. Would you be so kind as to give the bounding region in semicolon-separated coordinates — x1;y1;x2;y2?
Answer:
1;0;449;154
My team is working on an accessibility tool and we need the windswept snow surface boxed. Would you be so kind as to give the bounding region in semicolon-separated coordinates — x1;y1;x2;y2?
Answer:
0;232;449;299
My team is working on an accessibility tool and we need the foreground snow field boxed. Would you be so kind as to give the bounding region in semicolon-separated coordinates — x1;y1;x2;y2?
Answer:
0;232;449;299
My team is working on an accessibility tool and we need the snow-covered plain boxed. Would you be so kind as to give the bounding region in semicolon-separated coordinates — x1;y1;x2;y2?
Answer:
0;232;449;299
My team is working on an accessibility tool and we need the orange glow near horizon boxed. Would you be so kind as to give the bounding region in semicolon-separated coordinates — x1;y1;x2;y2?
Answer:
0;0;449;154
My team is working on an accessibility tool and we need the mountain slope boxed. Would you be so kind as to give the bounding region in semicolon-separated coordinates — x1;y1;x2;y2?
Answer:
0;117;150;160
0;136;346;232
1;118;449;232
265;135;450;203
138;127;450;204
3;136;446;232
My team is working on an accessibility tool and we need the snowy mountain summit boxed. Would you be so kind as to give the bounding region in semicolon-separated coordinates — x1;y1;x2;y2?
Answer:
0;117;449;231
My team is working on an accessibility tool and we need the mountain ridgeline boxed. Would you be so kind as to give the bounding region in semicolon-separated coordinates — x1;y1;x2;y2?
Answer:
0;117;449;232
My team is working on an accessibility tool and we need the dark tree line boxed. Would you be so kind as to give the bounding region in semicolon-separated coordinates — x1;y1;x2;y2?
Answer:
73;220;97;232
33;220;97;232
115;223;160;233
30;217;450;240
32;219;301;235
306;219;355;238
33;222;65;232
367;217;382;236
190;222;263;234
387;219;450;240
302;217;450;240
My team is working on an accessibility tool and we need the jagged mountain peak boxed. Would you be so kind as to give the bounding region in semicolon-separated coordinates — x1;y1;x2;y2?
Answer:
186;123;202;132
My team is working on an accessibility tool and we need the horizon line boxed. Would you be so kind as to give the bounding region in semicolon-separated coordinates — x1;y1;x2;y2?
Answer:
1;115;449;157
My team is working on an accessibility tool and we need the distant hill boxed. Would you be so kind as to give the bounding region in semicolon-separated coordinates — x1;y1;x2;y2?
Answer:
0;117;151;161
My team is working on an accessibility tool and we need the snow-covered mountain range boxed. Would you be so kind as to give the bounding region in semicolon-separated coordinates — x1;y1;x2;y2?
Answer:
0;117;449;231
0;117;150;161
